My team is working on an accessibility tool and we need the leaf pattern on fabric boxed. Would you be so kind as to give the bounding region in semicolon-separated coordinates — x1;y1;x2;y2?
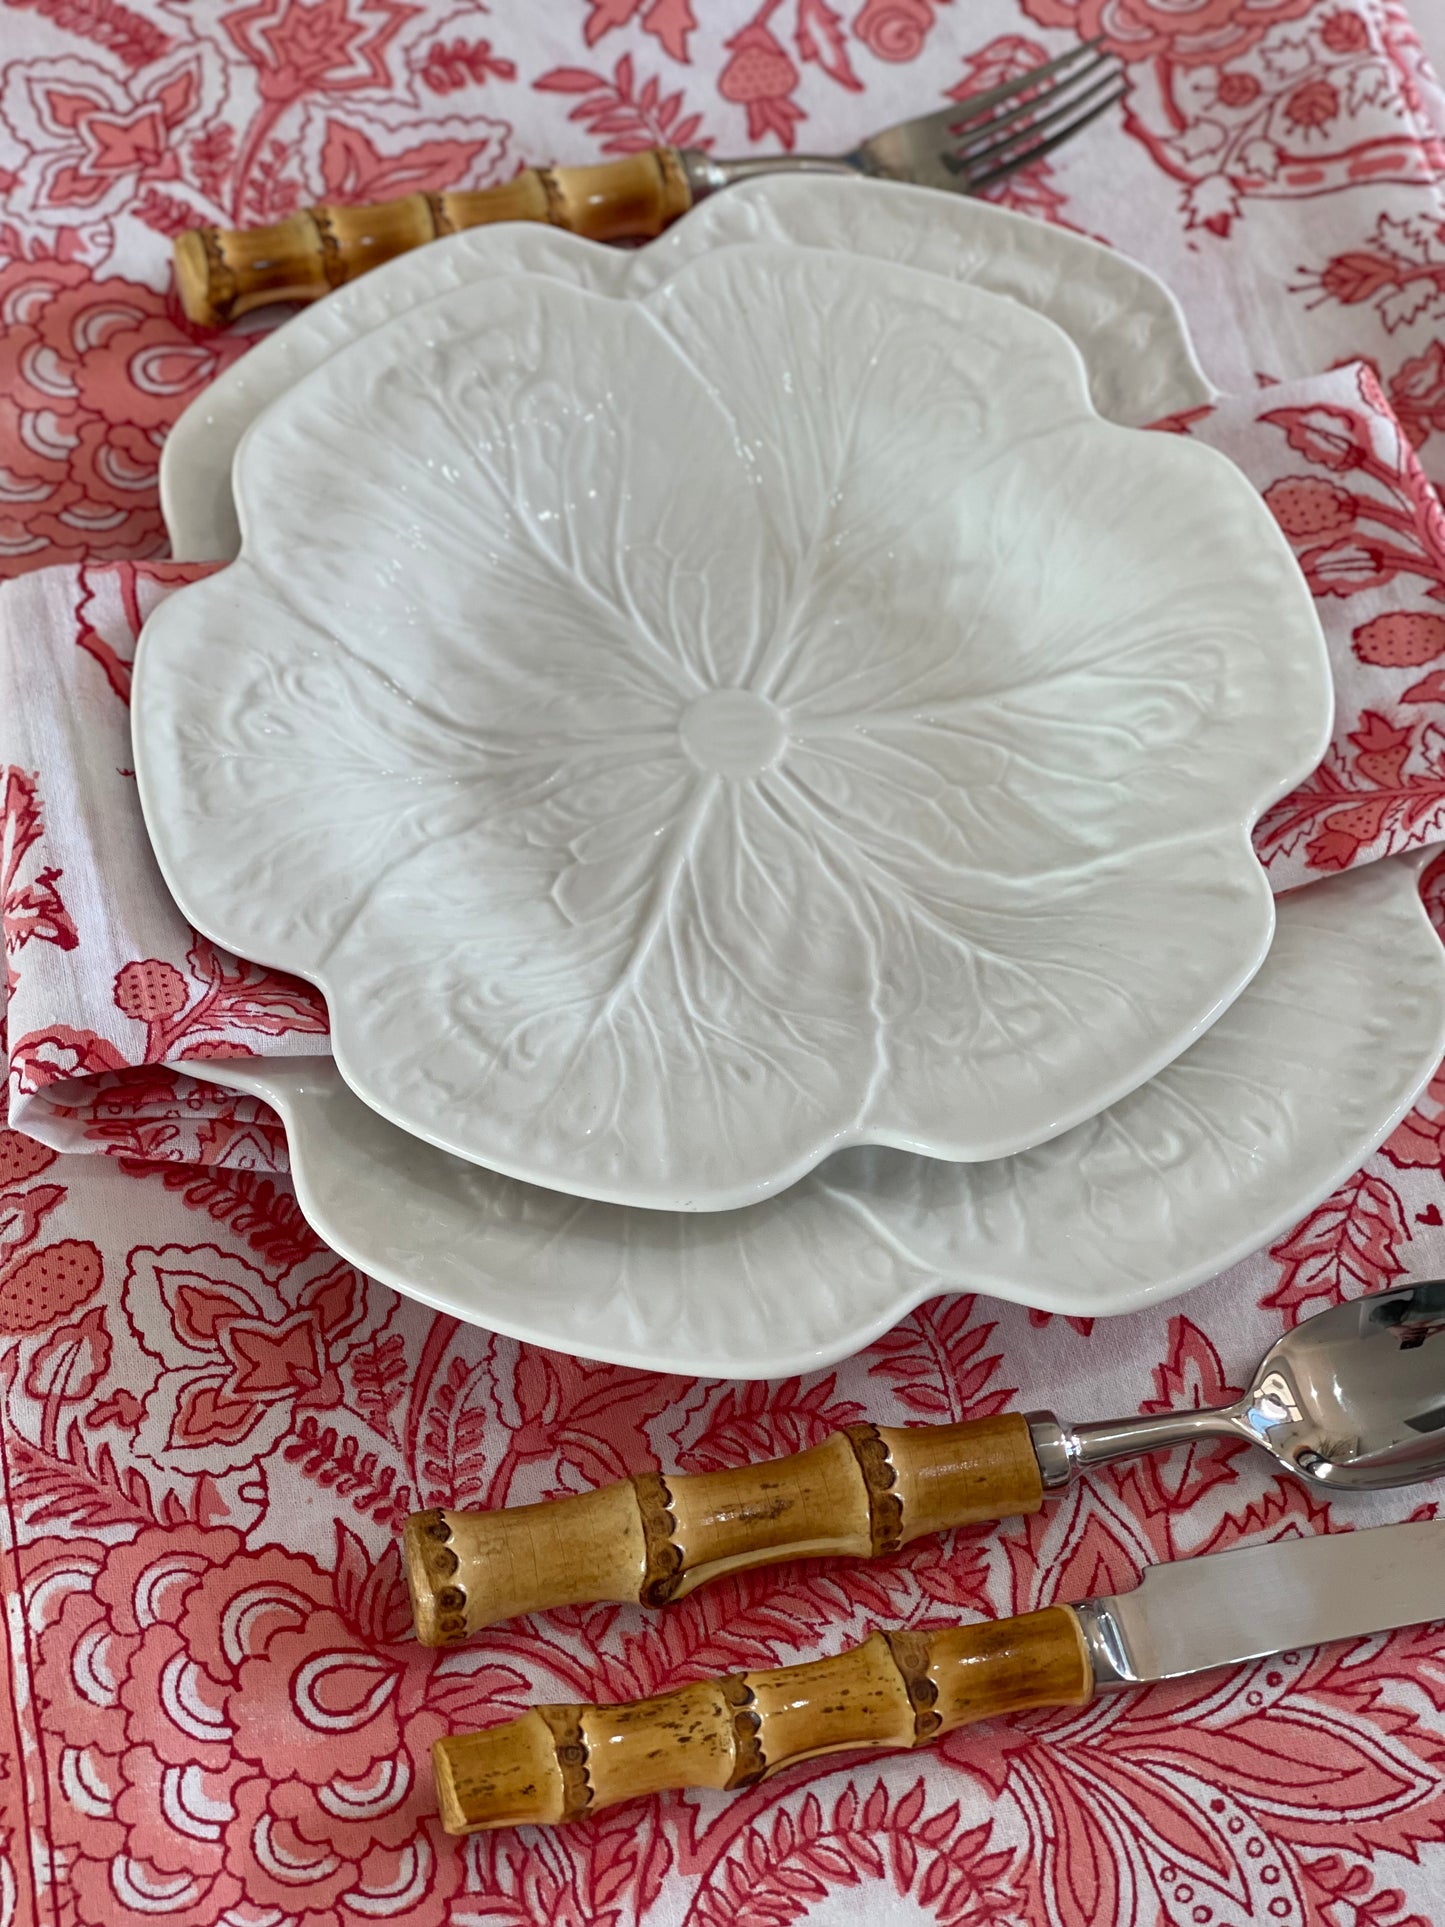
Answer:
1265;1170;1411;1321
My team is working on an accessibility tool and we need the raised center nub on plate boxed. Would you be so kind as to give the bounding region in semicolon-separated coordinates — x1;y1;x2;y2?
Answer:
678;688;787;780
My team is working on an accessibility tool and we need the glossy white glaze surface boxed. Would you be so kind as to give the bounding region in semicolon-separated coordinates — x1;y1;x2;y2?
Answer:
137;242;1330;1207
140;242;1329;1208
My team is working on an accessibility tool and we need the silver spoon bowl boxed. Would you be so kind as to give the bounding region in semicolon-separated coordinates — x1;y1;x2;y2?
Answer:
1028;1279;1445;1494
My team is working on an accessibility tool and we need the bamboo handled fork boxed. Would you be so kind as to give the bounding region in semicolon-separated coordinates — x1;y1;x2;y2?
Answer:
173;39;1124;328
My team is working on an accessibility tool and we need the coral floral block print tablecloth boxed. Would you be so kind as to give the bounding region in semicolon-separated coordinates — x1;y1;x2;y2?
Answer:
12;2;1445;1924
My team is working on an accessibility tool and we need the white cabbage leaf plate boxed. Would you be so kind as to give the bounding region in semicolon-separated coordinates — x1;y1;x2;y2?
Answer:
136;242;1331;1209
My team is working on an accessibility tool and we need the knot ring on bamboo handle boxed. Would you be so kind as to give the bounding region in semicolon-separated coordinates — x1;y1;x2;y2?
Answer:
432;1606;1094;1832
404;1413;1046;1644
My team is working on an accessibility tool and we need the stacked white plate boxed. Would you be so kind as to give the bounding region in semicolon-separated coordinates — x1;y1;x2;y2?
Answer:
138;176;1445;1376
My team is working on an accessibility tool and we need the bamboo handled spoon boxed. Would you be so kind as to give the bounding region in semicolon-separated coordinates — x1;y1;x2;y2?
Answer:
405;1280;1445;1644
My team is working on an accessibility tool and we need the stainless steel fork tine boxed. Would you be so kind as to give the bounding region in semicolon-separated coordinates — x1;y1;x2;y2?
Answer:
958;79;1128;190
949;57;1124;158
695;37;1121;207
886;37;1108;154
943;36;1108;130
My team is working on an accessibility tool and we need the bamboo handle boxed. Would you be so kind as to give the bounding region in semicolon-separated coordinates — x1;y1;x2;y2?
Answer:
434;1605;1092;1832
172;148;693;329
405;1413;1044;1644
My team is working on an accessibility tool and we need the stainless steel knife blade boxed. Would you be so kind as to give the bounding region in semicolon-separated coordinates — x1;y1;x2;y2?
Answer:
1075;1516;1445;1688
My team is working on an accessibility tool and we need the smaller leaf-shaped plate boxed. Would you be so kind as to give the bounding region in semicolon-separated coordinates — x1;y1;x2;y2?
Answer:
135;243;1332;1209
181;858;1445;1378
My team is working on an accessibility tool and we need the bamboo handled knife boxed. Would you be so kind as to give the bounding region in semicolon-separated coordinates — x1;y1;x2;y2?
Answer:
434;1515;1445;1832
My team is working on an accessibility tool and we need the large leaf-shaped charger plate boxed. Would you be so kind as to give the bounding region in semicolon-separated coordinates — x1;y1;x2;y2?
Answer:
135;243;1332;1209
182;860;1445;1378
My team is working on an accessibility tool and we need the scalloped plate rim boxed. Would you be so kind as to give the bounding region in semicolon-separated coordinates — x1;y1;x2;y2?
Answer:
177;856;1444;1379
